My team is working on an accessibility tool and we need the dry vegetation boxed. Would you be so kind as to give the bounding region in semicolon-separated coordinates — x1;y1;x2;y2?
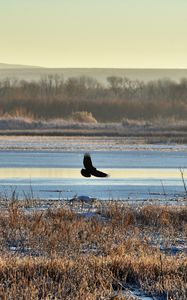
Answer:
1;116;187;144
2;76;187;142
0;199;186;299
1;76;187;123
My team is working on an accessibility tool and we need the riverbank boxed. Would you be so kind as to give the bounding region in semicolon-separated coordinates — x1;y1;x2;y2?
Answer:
0;128;187;144
1;117;187;144
1;135;187;152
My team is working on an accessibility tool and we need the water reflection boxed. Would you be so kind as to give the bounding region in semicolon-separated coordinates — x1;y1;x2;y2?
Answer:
0;167;185;179
0;149;186;200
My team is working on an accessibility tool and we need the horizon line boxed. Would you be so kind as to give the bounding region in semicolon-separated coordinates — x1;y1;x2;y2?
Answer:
1;63;187;70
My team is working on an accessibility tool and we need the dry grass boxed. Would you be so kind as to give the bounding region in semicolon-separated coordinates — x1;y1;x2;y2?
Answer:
70;111;98;123
2;116;187;145
0;200;186;299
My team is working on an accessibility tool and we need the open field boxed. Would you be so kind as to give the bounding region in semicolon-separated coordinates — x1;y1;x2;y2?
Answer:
0;198;186;299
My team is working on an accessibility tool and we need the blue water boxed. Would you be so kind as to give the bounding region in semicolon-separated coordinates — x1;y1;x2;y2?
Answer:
0;150;187;200
0;150;187;168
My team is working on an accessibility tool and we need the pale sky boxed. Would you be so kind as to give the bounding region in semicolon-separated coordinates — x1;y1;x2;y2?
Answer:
1;0;187;68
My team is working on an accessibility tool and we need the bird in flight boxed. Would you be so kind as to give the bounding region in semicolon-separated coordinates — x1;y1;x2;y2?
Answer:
81;153;108;177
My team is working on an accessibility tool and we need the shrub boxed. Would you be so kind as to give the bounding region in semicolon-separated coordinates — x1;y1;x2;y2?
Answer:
71;111;97;123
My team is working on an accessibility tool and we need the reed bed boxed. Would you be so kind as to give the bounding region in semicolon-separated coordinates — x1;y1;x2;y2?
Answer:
0;200;186;299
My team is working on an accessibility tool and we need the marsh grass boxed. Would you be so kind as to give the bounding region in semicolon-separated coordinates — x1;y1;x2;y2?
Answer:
2;116;187;145
0;200;186;299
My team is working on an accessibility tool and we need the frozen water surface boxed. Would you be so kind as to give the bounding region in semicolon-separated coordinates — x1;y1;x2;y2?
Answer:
0;136;187;200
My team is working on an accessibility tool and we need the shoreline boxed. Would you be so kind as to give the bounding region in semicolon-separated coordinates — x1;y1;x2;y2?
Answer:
0;134;187;152
0;128;187;144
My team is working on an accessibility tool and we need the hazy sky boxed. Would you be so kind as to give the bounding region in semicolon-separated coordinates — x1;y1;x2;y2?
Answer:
1;0;187;68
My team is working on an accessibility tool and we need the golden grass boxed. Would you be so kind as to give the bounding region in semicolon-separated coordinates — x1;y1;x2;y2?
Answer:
70;111;97;123
0;200;186;299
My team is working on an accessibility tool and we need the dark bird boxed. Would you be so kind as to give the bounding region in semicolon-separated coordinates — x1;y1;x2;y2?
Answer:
81;153;108;178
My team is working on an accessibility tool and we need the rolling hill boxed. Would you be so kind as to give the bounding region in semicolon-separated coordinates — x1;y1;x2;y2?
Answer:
0;63;42;69
0;63;187;83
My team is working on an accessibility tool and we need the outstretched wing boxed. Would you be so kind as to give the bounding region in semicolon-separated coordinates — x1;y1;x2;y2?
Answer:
91;168;108;177
83;153;94;170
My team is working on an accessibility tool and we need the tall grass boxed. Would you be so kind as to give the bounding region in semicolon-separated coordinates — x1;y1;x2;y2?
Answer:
0;200;186;299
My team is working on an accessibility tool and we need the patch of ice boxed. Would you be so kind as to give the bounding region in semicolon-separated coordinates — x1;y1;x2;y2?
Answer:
122;288;162;300
1;136;187;151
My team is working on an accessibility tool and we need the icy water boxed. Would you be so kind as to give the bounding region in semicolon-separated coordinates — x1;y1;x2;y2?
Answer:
0;148;187;201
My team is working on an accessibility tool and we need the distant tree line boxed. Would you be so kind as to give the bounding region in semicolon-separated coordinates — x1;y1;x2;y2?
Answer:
0;75;187;122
